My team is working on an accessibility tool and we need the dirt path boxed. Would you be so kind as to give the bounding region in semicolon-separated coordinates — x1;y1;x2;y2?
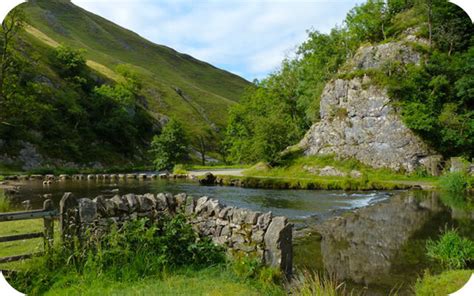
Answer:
188;169;245;177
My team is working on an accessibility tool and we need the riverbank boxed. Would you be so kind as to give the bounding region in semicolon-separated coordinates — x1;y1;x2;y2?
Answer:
0;170;437;192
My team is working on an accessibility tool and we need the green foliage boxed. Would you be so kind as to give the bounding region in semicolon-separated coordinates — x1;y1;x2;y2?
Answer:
172;164;188;175
440;172;468;194
150;119;189;171
426;228;474;270
54;45;86;78
224;0;473;164
389;48;474;158
9;215;226;295
415;269;473;296
0;191;12;212
1;12;157;164
225;28;353;163
231;253;282;288
346;0;387;43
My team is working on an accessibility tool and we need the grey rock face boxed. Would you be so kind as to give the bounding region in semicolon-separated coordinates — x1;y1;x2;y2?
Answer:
349;41;422;70
298;41;440;173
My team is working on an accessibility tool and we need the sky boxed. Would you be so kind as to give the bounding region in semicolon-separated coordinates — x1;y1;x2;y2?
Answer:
72;0;361;81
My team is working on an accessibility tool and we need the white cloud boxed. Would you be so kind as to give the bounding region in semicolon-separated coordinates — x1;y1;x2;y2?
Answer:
72;0;360;80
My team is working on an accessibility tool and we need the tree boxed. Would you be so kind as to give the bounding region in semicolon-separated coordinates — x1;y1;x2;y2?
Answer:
345;0;386;43
196;128;214;166
0;6;25;104
150;119;189;170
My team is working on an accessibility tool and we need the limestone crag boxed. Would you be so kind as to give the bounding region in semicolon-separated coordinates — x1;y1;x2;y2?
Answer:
298;40;440;173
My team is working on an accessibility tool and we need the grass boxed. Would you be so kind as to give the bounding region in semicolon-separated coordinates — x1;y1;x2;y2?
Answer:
426;229;474;270
290;271;345;296
188;164;251;170
439;172;468;194
239;154;437;190
0;219;51;271
7;261;286;295
414;270;473;296
4;216;286;295
0;191;12;212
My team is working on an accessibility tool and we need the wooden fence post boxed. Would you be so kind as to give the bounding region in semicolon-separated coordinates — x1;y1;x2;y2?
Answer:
43;199;54;250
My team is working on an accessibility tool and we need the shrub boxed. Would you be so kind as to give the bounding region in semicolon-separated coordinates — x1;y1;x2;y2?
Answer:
426;229;474;270
440;172;468;194
172;164;188;175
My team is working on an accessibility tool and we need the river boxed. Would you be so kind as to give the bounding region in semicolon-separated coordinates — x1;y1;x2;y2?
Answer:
4;179;474;295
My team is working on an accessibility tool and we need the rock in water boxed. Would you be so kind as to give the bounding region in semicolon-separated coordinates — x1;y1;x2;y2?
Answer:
199;172;216;185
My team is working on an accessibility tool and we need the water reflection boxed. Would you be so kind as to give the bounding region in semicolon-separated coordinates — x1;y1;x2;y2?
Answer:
319;191;474;292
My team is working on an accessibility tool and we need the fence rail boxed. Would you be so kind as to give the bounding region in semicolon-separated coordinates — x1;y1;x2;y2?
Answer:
0;199;58;264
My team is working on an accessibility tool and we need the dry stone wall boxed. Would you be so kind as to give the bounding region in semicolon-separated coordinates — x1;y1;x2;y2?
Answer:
59;192;293;276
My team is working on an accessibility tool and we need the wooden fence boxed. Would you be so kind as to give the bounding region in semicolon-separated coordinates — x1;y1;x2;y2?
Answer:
0;199;58;264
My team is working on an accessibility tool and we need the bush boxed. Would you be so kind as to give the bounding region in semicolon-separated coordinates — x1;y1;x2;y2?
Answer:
440;172;468;194
426;229;474;270
173;164;188;175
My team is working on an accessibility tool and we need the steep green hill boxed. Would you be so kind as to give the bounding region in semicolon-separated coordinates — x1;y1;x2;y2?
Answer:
0;0;249;169
24;0;249;131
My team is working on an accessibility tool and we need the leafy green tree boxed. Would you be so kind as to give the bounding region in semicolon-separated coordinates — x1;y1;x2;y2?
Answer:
345;0;387;43
0;6;25;101
150;119;189;170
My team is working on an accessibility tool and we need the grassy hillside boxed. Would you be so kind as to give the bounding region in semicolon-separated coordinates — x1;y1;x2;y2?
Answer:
0;0;249;169
24;0;249;132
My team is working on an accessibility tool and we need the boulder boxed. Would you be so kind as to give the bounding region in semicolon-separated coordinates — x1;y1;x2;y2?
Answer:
264;216;293;276
199;173;216;185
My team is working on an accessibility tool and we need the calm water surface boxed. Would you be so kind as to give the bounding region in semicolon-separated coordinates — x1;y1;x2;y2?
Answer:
8;179;391;223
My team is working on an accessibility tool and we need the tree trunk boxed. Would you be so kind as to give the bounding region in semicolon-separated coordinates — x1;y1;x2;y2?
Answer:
198;136;206;166
428;0;433;47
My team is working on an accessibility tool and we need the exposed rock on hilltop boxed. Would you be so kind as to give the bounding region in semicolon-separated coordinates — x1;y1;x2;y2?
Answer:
297;39;441;173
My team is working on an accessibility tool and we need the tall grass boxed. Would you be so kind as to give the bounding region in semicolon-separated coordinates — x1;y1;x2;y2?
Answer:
0;191;12;212
426;228;474;270
439;172;468;194
290;270;346;296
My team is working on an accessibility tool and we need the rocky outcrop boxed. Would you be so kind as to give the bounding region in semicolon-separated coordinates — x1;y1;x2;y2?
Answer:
298;40;441;173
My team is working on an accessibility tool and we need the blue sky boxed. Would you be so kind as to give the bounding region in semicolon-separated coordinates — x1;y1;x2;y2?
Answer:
72;0;360;81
